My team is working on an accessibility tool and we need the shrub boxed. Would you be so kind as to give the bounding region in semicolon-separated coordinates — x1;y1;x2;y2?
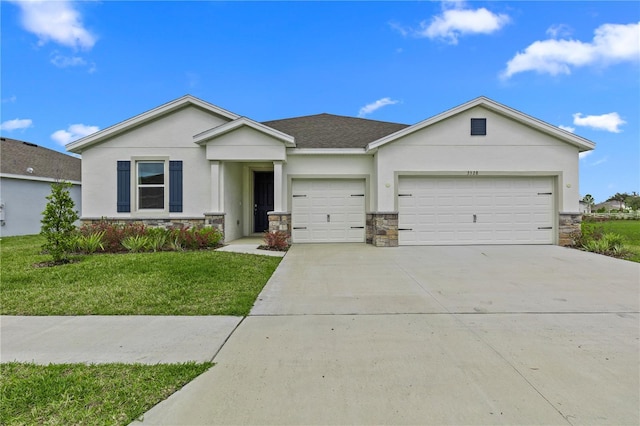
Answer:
74;231;105;254
121;235;151;253
169;226;222;251
79;221;146;253
581;232;628;258
40;181;79;263
146;227;170;252
262;230;290;251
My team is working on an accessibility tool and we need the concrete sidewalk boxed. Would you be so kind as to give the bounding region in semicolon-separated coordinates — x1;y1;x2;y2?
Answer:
0;316;242;364
215;237;286;257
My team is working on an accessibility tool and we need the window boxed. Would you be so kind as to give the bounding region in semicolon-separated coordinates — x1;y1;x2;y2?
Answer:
471;118;487;136
137;162;165;209
116;160;182;213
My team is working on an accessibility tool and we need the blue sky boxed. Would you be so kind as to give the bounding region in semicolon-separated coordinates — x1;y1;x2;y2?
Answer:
1;0;638;203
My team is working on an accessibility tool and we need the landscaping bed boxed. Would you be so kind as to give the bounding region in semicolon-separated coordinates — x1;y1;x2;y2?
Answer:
579;218;640;263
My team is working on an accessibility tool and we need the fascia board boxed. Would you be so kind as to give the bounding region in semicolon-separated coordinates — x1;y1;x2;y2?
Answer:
66;95;240;153
194;117;296;147
1;173;81;185
366;96;596;152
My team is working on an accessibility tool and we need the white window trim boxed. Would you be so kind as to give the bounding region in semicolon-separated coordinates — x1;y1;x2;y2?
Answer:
131;156;169;216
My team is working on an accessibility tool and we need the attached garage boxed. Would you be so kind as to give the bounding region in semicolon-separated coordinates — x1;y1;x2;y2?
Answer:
398;176;555;245
291;179;366;243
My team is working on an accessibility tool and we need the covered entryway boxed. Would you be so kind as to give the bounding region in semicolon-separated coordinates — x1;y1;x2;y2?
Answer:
398;176;554;245
291;179;366;243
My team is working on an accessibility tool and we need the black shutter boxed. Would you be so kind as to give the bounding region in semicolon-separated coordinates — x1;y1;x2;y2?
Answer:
471;118;487;136
169;161;183;212
117;161;131;212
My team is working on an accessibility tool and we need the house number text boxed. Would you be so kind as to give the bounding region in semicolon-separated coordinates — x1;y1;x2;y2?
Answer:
467;171;479;175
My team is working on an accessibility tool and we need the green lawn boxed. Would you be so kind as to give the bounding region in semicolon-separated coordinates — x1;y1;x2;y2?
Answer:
1;234;281;315
0;362;211;426
1;234;281;425
582;219;640;263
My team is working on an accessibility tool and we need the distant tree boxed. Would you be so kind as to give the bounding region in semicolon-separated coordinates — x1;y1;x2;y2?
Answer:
582;194;594;213
40;181;79;264
626;195;640;211
607;192;628;211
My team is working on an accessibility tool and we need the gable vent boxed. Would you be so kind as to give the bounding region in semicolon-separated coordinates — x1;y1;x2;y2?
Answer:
471;118;487;136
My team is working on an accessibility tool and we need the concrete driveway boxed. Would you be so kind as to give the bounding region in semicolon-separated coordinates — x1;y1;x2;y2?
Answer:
137;244;640;425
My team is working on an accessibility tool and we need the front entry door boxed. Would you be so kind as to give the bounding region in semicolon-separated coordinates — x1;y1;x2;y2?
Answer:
254;171;274;233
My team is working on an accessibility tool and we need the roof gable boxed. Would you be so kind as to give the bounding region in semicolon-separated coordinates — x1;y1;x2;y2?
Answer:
194;117;295;147
67;95;240;153
263;113;409;149
367;97;595;152
1;137;81;182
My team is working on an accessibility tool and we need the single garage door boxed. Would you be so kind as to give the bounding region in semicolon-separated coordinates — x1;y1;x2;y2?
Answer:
292;179;366;243
398;176;554;245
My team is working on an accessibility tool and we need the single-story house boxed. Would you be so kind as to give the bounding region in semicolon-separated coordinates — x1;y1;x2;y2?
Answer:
0;137;82;236
593;200;626;212
67;95;594;247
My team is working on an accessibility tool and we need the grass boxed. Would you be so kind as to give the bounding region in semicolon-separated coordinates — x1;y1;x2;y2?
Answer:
1;234;281;315
582;219;640;263
1;234;281;424
0;362;212;426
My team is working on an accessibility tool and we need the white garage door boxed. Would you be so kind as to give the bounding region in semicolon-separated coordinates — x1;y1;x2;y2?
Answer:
398;176;554;245
292;179;366;243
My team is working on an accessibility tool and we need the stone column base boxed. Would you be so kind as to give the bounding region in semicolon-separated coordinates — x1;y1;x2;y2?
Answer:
367;212;399;247
204;213;225;241
268;212;291;242
558;212;582;246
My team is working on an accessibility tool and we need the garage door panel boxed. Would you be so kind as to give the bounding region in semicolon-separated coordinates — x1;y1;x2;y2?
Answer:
398;176;554;245
292;179;365;243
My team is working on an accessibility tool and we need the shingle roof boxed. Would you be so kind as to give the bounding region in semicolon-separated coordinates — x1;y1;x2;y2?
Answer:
0;137;81;182
262;113;409;149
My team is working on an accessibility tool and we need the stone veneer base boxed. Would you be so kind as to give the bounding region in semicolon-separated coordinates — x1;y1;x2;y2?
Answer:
558;212;582;247
366;212;399;247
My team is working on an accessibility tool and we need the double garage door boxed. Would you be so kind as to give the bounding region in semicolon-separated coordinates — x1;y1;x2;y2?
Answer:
398;176;554;245
292;179;366;243
290;176;554;245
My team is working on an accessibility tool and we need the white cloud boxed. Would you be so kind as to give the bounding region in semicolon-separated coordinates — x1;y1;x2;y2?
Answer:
51;123;99;146
546;24;573;39
579;150;592;160
358;98;399;118
0;118;33;131
1;95;17;103
573;112;626;133
502;22;640;78
10;0;96;50
51;52;86;68
417;5;510;44
558;125;575;133
591;156;608;166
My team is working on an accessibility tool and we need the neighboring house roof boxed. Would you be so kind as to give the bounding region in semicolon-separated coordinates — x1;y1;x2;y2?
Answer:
1;137;81;182
67;95;240;153
263;113;410;149
594;201;625;210
367;96;596;152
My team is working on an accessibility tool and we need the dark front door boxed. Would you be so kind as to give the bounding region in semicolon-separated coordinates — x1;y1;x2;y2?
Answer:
254;171;274;233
